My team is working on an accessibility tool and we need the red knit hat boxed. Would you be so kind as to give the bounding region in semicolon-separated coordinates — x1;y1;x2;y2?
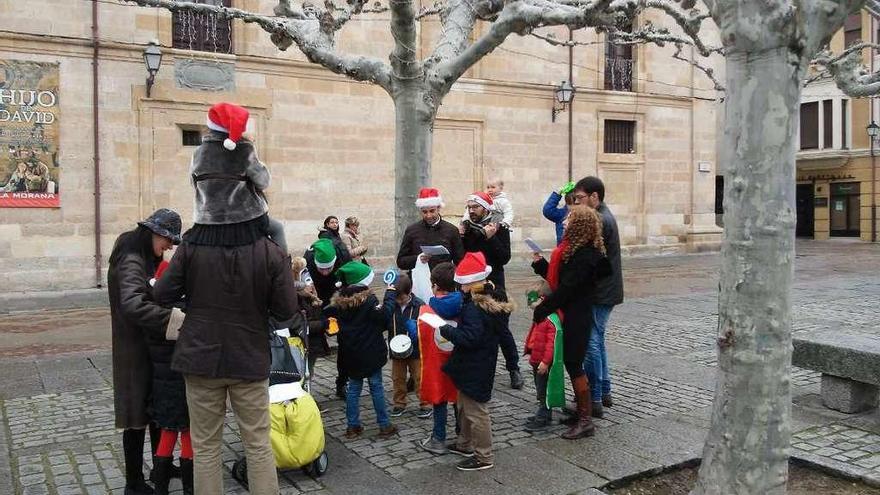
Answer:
454;252;493;284
467;191;494;211
207;102;249;150
415;187;444;209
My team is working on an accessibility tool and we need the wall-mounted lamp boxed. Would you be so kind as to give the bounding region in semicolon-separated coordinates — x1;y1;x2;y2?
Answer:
143;40;163;98
551;80;575;123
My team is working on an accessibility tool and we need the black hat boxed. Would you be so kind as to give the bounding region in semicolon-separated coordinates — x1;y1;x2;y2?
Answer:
138;208;182;245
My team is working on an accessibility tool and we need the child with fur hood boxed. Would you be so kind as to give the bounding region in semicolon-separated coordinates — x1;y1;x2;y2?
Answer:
438;252;514;471
326;261;398;439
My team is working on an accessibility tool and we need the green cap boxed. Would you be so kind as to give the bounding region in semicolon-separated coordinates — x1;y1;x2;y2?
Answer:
335;261;374;287
311;239;337;269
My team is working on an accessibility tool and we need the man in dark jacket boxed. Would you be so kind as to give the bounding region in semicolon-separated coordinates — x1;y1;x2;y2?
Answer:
155;102;299;495
573;176;625;417
459;191;522;389
397;187;465;271
154;229;296;495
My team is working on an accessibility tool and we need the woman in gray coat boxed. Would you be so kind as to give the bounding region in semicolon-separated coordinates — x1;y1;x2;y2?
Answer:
108;208;183;495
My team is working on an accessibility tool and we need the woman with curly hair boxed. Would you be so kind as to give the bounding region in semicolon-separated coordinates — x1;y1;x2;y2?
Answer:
531;205;612;439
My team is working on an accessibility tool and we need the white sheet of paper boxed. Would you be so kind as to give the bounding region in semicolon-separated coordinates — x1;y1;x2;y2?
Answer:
524;238;543;253
420;245;450;256
418;312;447;329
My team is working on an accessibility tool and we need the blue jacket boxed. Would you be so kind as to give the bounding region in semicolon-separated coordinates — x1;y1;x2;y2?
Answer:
383;288;424;359
542;191;568;245
440;289;513;403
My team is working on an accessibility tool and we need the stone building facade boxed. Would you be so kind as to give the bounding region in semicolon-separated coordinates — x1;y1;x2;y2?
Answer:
795;10;880;242
0;0;721;295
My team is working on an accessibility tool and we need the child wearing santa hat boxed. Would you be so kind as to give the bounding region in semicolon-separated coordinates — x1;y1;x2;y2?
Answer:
435;252;514;471
188;102;287;250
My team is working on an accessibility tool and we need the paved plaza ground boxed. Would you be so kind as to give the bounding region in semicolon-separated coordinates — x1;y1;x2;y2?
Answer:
0;239;878;494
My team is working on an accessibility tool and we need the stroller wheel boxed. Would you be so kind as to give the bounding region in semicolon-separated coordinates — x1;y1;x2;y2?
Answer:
312;452;329;477
232;458;249;488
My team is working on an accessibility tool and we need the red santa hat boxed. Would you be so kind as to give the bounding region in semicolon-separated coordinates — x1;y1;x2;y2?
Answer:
415;187;444;209
454;252;493;285
467;191;494;211
207;102;249;151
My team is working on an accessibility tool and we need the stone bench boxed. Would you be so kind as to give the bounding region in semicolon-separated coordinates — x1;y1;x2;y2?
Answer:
792;332;880;413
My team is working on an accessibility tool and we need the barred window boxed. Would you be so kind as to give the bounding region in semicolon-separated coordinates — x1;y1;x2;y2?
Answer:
172;0;233;54
604;120;636;154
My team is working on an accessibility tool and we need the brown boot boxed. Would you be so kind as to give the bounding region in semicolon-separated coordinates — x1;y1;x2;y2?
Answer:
562;375;596;440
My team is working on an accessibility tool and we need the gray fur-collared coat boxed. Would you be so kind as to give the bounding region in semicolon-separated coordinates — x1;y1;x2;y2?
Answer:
190;131;270;225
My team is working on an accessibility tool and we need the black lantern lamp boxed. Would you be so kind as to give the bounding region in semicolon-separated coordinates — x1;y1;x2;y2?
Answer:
552;80;575;122
143;40;163;98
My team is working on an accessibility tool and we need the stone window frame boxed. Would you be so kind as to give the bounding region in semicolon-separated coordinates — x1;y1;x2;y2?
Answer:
597;111;645;165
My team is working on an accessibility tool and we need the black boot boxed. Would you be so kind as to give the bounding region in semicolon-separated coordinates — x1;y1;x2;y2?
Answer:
180;458;194;495
524;406;552;432
151;457;172;495
122;429;155;495
509;370;524;390
148;424;181;482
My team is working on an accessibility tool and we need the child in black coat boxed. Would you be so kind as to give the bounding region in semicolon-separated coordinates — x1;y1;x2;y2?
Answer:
327;261;398;439
438;252;513;471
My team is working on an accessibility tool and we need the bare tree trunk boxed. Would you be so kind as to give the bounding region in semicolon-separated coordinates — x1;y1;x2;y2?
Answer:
692;47;802;495
393;86;436;241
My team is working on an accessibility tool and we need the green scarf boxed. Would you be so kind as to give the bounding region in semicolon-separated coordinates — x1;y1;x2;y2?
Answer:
545;313;566;408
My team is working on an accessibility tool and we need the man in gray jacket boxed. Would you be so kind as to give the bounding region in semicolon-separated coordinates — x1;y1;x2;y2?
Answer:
573;176;624;418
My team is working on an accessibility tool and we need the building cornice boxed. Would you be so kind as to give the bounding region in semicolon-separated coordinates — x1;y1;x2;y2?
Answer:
0;31;695;108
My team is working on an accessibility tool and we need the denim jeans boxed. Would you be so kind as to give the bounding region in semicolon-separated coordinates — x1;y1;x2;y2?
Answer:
432;403;447;441
346;370;390;429
584;305;613;402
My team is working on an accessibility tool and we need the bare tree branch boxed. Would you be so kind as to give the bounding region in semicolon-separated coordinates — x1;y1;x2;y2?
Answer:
416;1;445;19
275;0;310;19
814;42;880;97
643;0;717;57
671;43;724;91
431;0;614;94
427;0;485;67
121;0;394;92
389;0;422;81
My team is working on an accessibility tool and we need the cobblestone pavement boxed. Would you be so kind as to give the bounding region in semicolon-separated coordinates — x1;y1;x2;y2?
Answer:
0;239;878;494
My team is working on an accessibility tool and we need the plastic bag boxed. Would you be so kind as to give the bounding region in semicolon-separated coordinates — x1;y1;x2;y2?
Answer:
269;331;301;386
411;258;433;304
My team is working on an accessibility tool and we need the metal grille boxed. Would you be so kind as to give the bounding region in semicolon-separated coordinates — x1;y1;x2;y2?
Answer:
604;120;636;154
172;0;233;54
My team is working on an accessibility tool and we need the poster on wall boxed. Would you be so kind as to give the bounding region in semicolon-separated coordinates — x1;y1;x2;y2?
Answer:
0;60;60;208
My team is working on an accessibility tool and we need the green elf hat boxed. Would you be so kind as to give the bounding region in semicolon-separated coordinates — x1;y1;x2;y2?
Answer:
335;261;374;288
311;239;337;270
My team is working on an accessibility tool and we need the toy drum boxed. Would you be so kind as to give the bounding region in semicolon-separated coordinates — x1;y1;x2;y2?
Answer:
389;334;413;359
434;321;455;352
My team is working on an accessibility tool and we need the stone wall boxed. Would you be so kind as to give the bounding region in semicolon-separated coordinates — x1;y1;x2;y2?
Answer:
0;0;721;294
